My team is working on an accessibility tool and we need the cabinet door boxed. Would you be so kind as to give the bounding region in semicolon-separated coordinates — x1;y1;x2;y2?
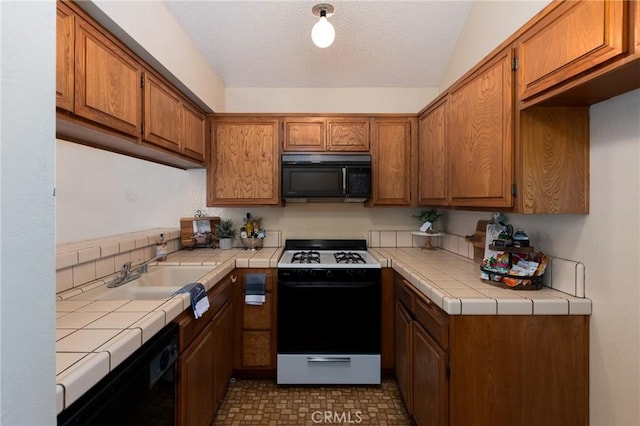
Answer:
371;118;412;205
327;119;370;151
243;294;272;330
56;3;75;112
182;102;206;162
518;0;626;100
519;107;589;214
74;18;141;137
418;100;448;206
213;300;233;407
283;118;325;151
208;120;280;205
448;50;513;208
242;331;272;367
413;324;448;426
395;301;413;415
178;322;216;426
143;72;183;152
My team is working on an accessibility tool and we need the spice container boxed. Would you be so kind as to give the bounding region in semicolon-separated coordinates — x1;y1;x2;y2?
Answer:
512;228;530;248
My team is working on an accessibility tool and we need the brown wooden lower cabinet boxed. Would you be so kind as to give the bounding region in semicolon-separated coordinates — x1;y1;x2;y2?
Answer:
175;274;234;426
233;269;277;376
394;273;589;426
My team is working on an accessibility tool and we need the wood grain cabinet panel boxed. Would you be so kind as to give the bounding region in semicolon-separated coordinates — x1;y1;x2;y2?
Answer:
143;72;183;152
74;18;141;137
182;102;206;162
448;49;513;208
213;300;233;407
56;3;75;112
283;118;325;151
175;275;233;426
234;269;277;373
394;274;589;425
413;324;448;426
242;331;272;367
518;107;589;213
178;322;216;426
243;295;272;330
418;100;448;206
395;301;413;415
208;120;280;205
518;0;626;100
327;119;370;151
371;118;413;205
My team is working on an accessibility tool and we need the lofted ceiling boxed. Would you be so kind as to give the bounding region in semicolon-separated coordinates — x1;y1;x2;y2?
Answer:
163;1;473;88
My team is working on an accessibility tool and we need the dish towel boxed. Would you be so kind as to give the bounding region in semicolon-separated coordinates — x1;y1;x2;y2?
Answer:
174;283;210;319
245;273;266;306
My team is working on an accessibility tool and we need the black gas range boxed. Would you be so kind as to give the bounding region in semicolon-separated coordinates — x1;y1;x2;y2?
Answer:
277;239;381;385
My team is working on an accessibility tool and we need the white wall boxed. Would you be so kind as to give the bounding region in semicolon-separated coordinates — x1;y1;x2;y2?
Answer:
1;1;56;424
225;87;438;114
440;0;551;90
440;2;640;424
56;141;204;243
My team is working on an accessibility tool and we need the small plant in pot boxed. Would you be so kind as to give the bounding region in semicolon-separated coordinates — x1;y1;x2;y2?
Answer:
412;209;442;233
215;219;237;250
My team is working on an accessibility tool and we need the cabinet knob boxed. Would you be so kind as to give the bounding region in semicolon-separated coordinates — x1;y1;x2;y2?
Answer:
231;275;237;283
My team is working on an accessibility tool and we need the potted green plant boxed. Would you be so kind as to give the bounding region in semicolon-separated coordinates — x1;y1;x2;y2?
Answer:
412;209;442;233
215;219;237;250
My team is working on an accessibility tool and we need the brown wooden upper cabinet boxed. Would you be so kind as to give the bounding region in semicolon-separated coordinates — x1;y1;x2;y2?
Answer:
56;1;206;168
370;118;413;206
283;118;325;151
517;0;626;101
74;17;142;137
143;72;183;153
283;117;370;152
418;99;448;206
327;118;370;151
142;73;206;162
182;102;206;162
56;2;75;112
448;48;514;208
208;119;280;205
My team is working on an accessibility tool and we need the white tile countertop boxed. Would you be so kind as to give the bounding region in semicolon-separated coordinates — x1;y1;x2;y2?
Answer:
55;246;283;414
369;247;592;316
55;244;590;415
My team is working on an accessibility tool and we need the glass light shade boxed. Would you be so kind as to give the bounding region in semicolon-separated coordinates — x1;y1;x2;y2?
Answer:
311;16;335;48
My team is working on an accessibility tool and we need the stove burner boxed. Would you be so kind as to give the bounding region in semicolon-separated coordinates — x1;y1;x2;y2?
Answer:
334;252;366;264
291;251;321;264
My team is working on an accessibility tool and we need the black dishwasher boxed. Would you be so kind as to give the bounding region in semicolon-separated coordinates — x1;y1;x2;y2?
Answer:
57;322;179;426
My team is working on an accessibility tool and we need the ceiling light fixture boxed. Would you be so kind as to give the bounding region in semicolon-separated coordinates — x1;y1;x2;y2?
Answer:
311;3;335;48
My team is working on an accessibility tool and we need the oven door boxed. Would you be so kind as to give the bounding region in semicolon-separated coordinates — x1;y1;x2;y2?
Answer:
277;280;381;354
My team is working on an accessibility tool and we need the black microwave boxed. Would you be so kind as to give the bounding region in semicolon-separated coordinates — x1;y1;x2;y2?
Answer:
281;154;372;202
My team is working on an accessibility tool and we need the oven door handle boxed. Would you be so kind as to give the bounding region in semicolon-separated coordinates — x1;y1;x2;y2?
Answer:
307;356;352;363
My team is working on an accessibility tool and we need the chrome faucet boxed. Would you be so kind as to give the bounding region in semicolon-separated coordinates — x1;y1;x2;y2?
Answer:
107;257;160;288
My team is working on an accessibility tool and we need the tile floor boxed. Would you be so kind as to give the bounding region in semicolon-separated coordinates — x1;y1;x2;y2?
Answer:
213;379;412;425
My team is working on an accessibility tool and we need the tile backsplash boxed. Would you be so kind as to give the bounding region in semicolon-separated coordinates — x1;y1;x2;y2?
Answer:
368;230;475;260
56;228;181;296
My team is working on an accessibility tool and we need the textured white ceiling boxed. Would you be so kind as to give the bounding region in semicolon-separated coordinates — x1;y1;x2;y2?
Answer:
163;1;472;88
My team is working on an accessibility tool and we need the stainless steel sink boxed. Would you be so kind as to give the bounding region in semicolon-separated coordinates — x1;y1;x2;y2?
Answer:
71;265;215;300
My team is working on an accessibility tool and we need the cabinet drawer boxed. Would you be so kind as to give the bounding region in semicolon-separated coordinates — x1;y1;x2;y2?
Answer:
395;278;415;313
175;276;232;349
415;296;449;350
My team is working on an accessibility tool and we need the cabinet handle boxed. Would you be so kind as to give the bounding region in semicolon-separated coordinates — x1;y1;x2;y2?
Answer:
231;275;237;283
341;167;347;195
307;356;351;363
